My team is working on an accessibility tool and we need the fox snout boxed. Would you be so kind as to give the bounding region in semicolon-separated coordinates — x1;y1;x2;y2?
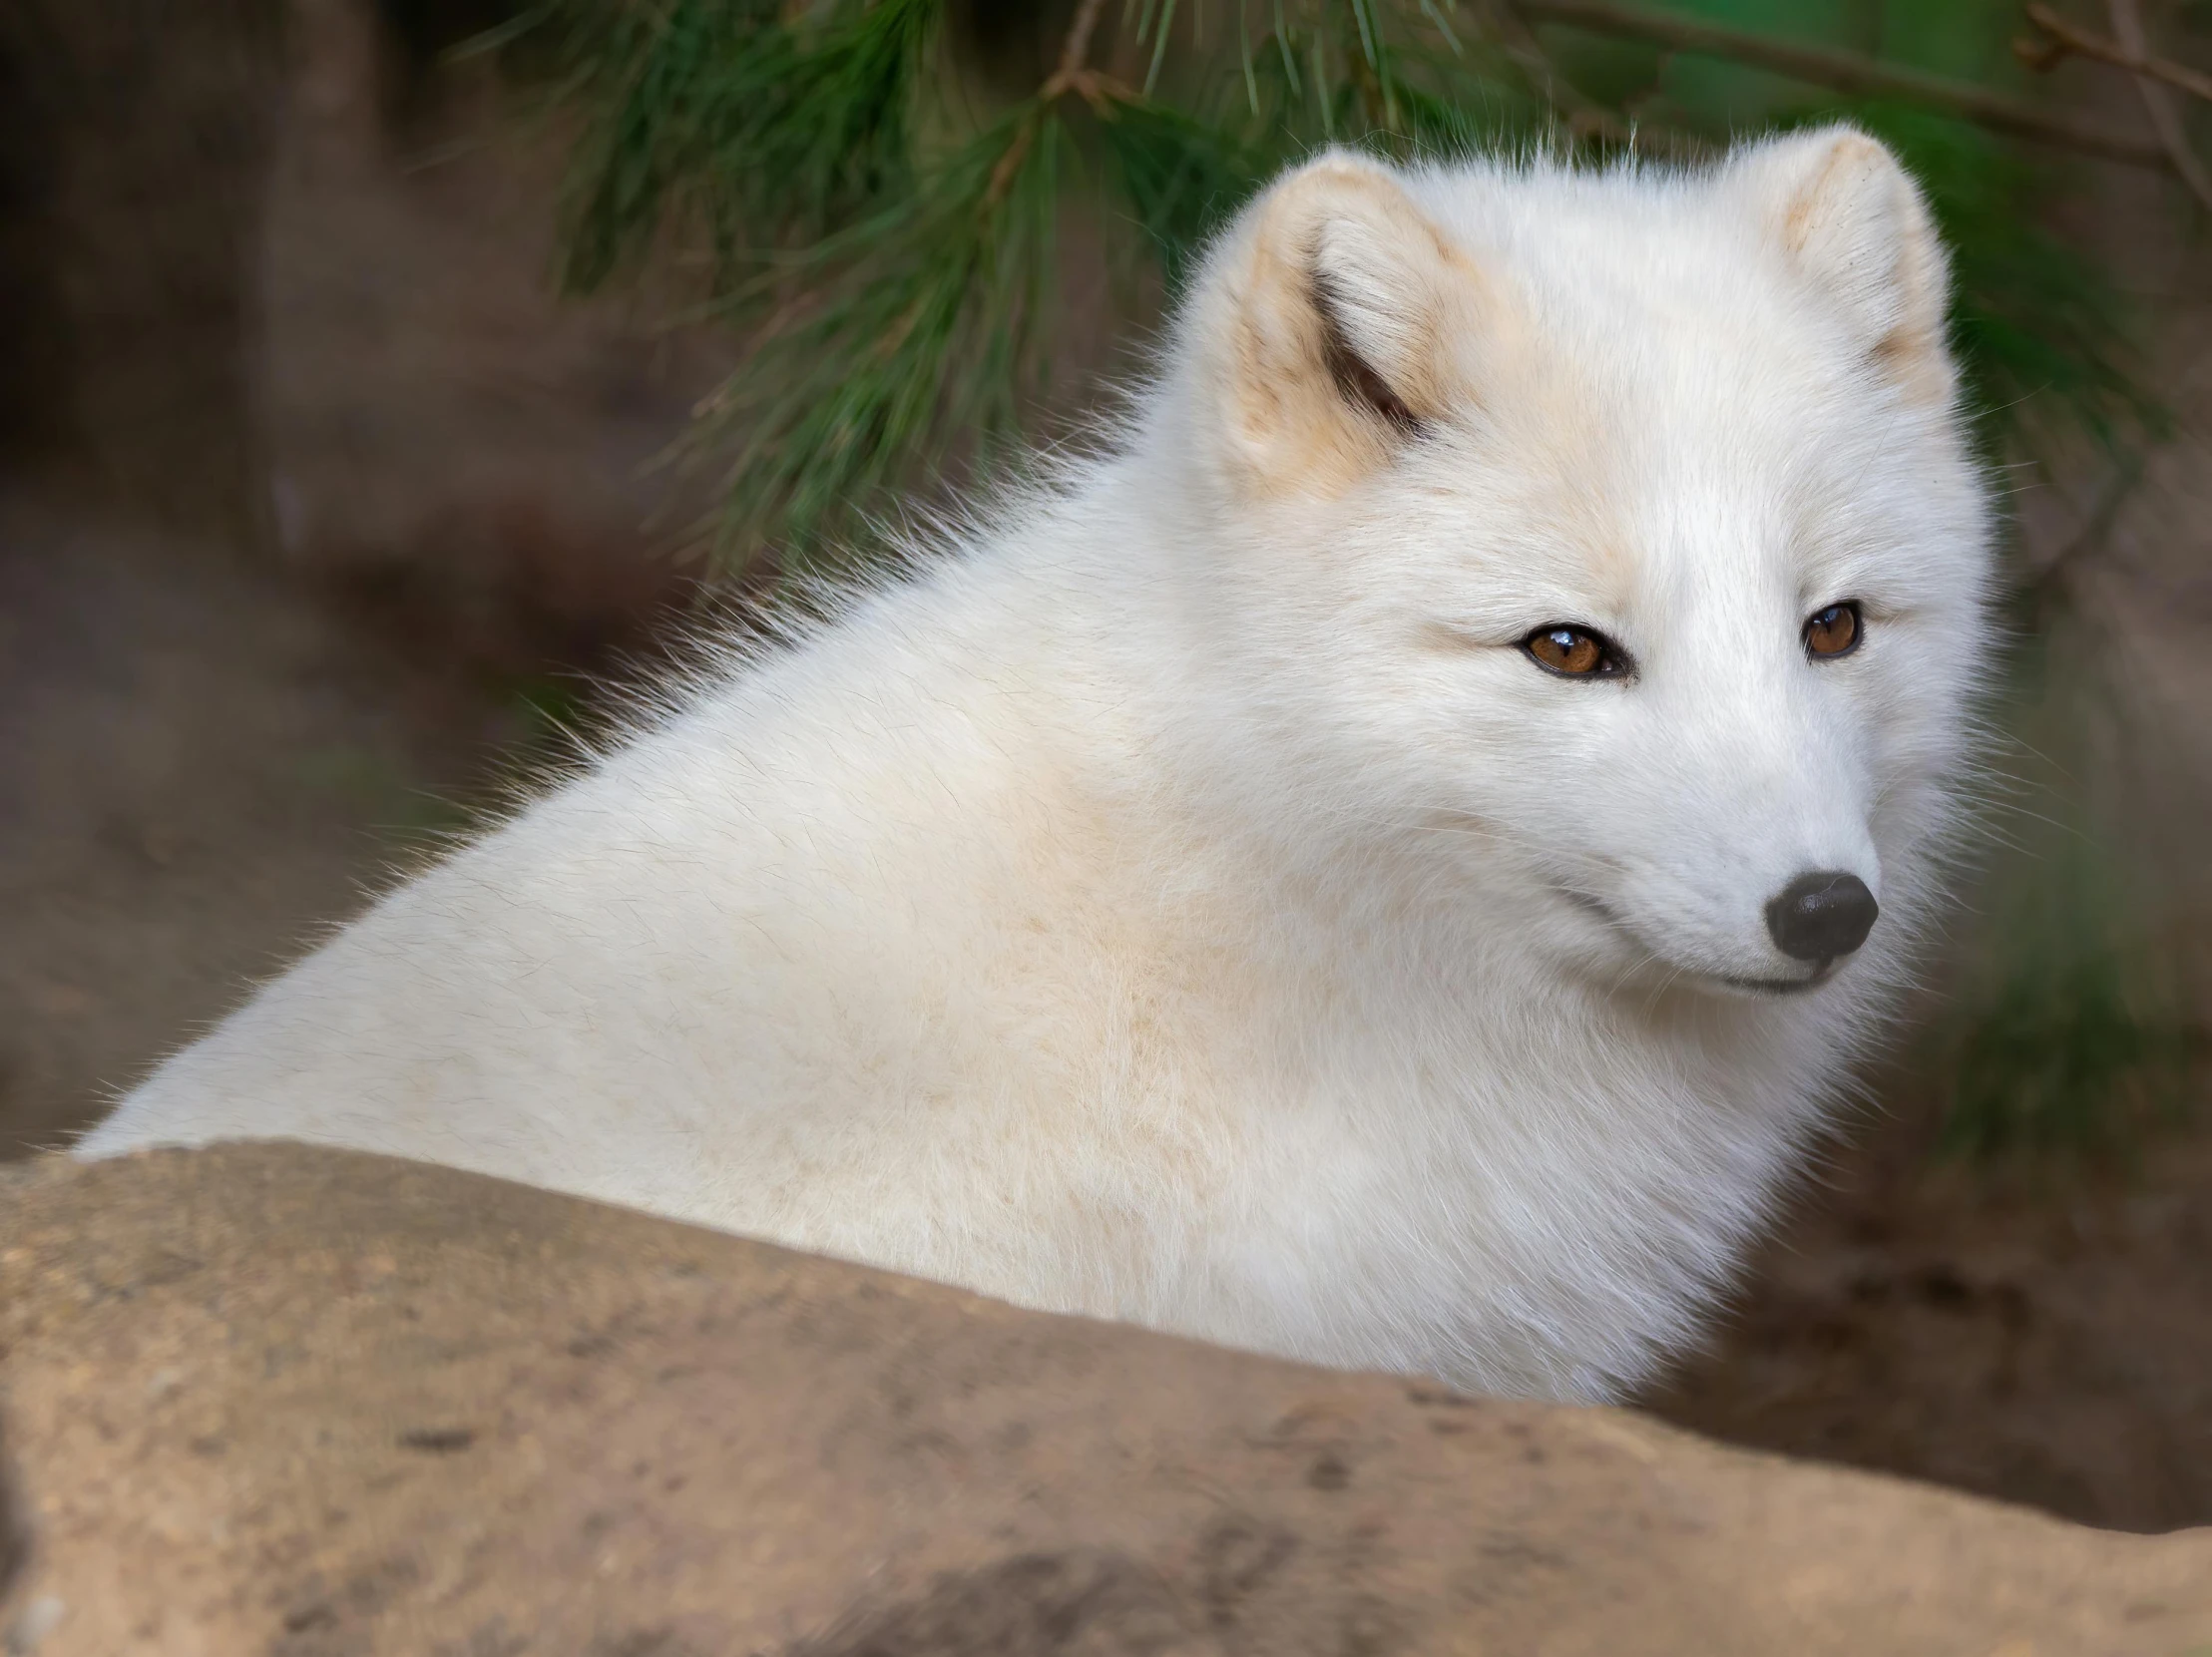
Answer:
1764;870;1879;963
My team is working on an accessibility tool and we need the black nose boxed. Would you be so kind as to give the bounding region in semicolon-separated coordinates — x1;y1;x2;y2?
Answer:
1764;870;1879;963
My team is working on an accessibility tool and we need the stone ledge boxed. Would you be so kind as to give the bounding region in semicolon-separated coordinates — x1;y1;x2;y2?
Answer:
1;1143;2205;1655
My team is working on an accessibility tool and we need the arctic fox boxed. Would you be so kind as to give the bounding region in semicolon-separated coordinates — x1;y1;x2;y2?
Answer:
80;127;1990;1402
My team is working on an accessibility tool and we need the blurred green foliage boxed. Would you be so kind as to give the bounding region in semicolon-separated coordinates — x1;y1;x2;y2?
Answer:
1935;621;2197;1162
511;0;2175;560
506;0;2176;562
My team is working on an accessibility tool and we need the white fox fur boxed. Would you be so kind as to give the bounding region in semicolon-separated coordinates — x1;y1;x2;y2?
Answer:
79;128;1991;1402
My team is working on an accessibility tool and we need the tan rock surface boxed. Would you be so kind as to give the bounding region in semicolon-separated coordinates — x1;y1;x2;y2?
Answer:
0;1145;2206;1655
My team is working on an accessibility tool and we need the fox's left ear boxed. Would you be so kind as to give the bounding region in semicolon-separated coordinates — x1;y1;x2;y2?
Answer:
1731;126;1954;404
1182;151;1497;497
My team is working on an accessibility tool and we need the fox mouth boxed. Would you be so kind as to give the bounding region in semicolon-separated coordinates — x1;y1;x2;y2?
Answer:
1711;969;1834;998
1552;886;1836;998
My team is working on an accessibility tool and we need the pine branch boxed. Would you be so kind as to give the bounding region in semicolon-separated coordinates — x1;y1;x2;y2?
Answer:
2105;0;2212;211
2020;3;2212;106
545;0;940;293
1512;0;2172;169
522;0;2167;570
1053;0;1114;88
689;106;1066;564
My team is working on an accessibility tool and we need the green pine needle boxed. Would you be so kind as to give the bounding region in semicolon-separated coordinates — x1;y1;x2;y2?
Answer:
529;0;2166;581
685;104;1064;566
541;0;938;294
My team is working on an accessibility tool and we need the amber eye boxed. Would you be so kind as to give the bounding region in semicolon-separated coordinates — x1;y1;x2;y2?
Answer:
1803;602;1862;659
1523;624;1626;679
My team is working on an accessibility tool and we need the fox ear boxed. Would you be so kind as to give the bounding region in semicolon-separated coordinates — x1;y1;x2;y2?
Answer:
1191;151;1486;494
1732;125;1954;404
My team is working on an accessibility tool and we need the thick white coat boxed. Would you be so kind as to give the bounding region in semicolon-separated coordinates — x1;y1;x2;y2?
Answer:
80;129;1992;1401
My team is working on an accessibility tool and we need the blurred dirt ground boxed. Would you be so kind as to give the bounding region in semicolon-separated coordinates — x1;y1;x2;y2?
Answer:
1645;1099;2212;1532
0;485;506;1153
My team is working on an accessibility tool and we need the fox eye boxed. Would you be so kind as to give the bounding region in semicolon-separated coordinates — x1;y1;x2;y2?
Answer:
1523;624;1628;679
1803;602;1862;659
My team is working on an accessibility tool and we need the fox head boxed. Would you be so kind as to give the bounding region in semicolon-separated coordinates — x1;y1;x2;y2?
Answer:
1154;128;1991;1003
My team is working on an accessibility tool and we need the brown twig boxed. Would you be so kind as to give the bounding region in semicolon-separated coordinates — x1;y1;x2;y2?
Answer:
2021;3;2212;106
1053;0;1112;83
1512;0;2171;170
2106;0;2212;210
1040;0;1136;111
1041;0;1119;103
985;122;1041;207
988;0;1133;207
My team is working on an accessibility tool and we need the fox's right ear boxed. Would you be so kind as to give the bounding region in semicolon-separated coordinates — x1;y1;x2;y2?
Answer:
1729;126;1954;405
1185;152;1490;497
